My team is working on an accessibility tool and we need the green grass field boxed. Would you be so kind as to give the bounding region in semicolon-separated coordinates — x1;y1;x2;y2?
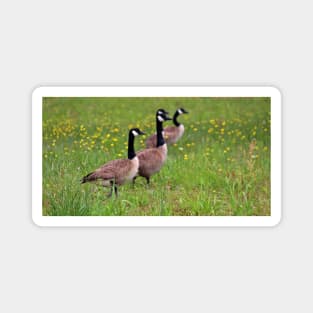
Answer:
42;97;271;216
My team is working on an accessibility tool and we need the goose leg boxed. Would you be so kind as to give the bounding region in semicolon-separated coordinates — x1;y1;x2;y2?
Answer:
114;185;118;197
106;181;114;198
146;177;150;185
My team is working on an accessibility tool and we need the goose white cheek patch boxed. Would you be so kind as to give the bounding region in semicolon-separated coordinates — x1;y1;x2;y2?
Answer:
32;86;281;227
157;115;165;122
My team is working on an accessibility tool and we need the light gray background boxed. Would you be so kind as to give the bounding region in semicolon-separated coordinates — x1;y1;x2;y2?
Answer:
0;0;311;312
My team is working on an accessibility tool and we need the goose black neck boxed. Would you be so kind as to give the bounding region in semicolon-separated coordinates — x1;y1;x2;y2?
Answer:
173;111;180;127
128;132;136;160
156;118;165;147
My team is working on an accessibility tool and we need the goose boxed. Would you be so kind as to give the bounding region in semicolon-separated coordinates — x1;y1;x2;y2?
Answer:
81;128;145;197
145;108;188;148
133;110;172;185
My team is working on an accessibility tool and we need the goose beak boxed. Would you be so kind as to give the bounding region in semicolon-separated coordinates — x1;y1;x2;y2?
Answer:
139;130;145;135
165;116;172;121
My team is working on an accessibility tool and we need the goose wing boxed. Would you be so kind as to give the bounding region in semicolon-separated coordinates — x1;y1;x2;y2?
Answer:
81;159;130;183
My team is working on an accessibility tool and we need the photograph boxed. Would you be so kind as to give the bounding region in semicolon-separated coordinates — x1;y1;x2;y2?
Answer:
32;86;281;226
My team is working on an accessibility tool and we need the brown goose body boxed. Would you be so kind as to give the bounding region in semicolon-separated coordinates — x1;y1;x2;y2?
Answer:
137;144;167;179
81;157;139;186
145;124;185;148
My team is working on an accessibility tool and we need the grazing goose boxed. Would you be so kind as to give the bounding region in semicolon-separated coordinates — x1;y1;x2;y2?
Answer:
81;128;145;197
145;108;188;148
134;110;172;185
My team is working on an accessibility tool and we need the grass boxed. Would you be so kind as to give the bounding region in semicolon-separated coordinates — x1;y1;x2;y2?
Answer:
42;97;270;216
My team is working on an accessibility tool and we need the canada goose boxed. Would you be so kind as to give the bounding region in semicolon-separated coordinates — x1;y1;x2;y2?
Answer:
133;110;172;185
145;108;188;148
81;128;145;197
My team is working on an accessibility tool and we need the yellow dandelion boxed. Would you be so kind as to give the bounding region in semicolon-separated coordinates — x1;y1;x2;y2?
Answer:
106;134;111;138
208;128;214;133
263;146;268;151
